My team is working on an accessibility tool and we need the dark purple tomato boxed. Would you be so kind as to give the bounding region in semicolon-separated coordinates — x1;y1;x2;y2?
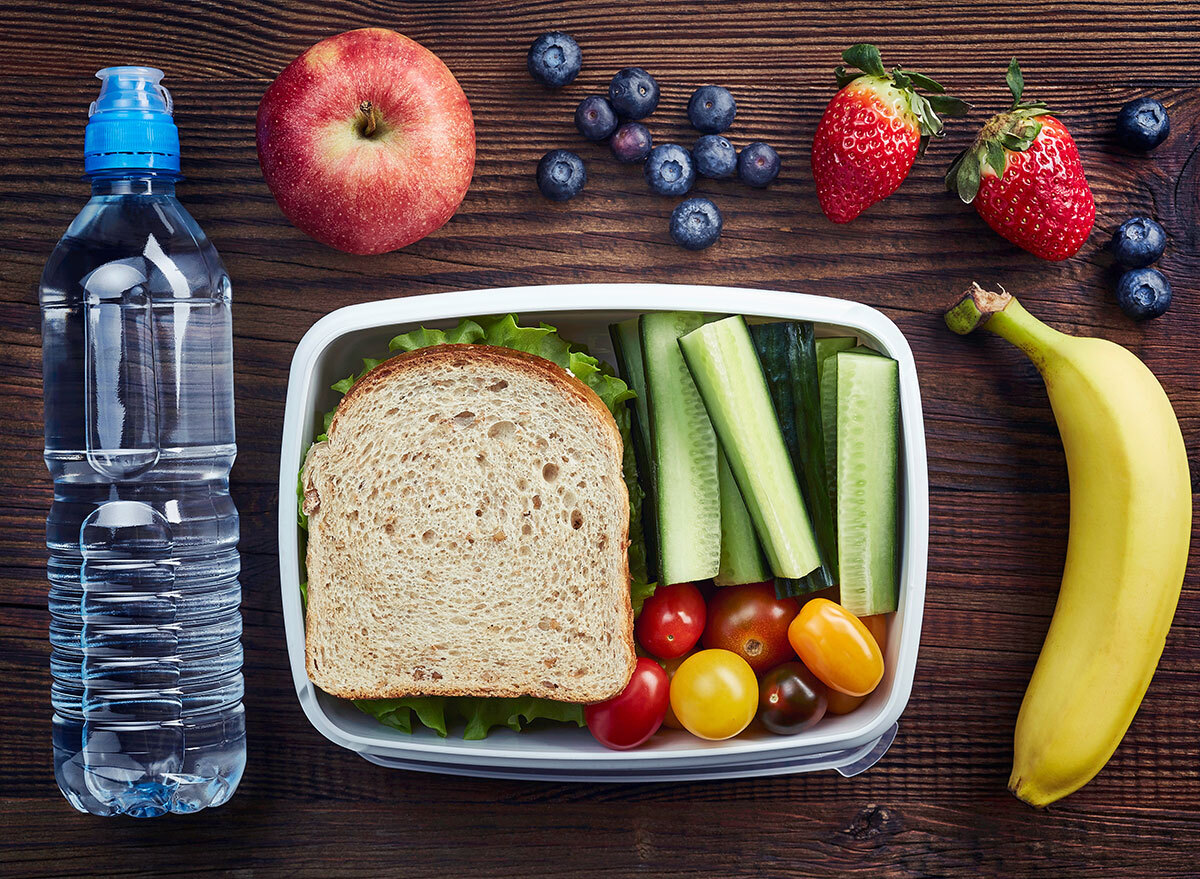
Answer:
758;661;828;735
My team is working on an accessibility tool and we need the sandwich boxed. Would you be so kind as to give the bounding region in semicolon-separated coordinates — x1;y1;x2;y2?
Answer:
301;330;639;707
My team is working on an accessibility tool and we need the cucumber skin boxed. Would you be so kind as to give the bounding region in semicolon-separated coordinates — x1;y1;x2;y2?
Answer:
750;322;838;593
609;321;659;583
820;353;840;528
640;312;722;584
680;316;821;580
715;449;770;586
835;351;900;616
815;337;856;387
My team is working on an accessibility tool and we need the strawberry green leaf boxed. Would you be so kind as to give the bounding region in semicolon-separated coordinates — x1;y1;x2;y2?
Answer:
842;43;886;78
954;149;983;204
891;68;912;90
927;94;971;116
985;140;1008;177
904;70;946;93
945;147;968;190
834;66;865;88
1006;58;1024;107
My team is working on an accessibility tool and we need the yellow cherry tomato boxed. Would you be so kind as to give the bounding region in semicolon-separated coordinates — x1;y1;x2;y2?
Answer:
669;649;758;740
787;599;884;697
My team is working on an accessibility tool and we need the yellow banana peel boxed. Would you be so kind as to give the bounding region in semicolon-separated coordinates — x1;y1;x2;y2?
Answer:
946;284;1191;807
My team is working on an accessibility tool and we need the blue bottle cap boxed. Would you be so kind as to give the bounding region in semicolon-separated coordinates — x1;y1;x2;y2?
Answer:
84;67;180;175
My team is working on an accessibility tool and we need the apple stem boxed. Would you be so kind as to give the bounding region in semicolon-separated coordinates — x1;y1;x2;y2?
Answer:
358;100;379;138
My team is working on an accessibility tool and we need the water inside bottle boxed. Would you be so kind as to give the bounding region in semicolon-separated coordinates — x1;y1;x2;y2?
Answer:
42;175;245;816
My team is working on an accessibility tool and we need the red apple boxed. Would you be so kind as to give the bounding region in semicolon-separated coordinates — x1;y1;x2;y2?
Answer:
256;28;475;255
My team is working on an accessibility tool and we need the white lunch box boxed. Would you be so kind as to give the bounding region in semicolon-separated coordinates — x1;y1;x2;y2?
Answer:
278;284;929;782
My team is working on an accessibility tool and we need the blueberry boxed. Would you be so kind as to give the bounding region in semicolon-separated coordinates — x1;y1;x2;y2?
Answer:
670;198;723;250
644;144;695;196
611;122;652;163
693;135;737;179
1117;98;1170;151
687;85;737;134
1111;217;1166;268
575;96;618;142
609;67;659;120
527;32;582;89
537;150;586;201
738;142;780;188
1116;267;1172;320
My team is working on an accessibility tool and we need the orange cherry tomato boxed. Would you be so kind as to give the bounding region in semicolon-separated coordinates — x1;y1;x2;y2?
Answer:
787;598;884;697
860;614;889;653
825;689;867;715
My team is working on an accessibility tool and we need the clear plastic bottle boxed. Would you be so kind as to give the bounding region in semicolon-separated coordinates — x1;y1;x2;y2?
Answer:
41;67;245;816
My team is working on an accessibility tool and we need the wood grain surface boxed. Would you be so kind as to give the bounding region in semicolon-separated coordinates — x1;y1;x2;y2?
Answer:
3;1;1200;876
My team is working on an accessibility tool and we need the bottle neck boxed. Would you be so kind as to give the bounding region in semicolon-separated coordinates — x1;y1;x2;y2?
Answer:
88;172;179;197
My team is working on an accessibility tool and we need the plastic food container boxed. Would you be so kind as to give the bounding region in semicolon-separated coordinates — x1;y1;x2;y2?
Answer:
278;284;929;781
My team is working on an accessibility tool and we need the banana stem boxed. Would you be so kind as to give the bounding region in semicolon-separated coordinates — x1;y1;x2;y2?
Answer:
945;282;1067;369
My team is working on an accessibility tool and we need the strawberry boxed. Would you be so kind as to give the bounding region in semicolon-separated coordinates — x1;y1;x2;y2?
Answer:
946;59;1095;261
812;44;968;223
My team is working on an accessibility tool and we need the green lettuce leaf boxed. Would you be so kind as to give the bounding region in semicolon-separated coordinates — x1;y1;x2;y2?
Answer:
355;697;450;737
357;696;585;740
301;314;648;739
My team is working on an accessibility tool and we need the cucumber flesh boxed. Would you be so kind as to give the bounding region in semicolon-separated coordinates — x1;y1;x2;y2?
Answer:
609;319;659;583
680;316;821;580
639;312;721;584
835;351;900;616
716;449;770;586
818;346;881;540
749;321;837;592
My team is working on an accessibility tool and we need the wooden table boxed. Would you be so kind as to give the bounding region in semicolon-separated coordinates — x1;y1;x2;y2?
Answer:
3;1;1199;875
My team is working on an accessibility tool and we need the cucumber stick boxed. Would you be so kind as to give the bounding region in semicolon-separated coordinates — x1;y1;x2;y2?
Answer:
609;319;659;582
639;312;721;583
815;336;856;386
716;449;770;585
749;321;837;591
680;316;821;580
820;343;882;522
834;351;900;616
610;319;652;460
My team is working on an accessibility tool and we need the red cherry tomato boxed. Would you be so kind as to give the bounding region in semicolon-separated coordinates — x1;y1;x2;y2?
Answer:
584;657;670;750
635;582;707;659
702;581;799;673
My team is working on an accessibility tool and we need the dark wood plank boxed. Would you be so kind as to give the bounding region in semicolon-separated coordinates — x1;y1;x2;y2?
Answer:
2;1;1200;876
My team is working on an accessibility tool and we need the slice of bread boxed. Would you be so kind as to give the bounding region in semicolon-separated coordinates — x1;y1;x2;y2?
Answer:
302;343;636;703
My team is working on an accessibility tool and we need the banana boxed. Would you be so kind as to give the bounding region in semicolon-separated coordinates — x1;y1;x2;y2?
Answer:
946;284;1191;807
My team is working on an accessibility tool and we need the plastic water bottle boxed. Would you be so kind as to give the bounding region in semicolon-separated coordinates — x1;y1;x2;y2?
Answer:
41;67;245;816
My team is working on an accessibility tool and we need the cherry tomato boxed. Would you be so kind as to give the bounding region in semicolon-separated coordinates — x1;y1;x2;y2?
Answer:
669;649;758;740
825;689;867;716
787;598;884;697
702;581;799;674
758;661;828;735
584;657;669;750
860;614;889;653
824;614;890;714
635;582;707;659
659;652;693;730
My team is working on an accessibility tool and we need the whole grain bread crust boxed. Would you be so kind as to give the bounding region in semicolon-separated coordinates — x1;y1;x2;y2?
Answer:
303;343;635;702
